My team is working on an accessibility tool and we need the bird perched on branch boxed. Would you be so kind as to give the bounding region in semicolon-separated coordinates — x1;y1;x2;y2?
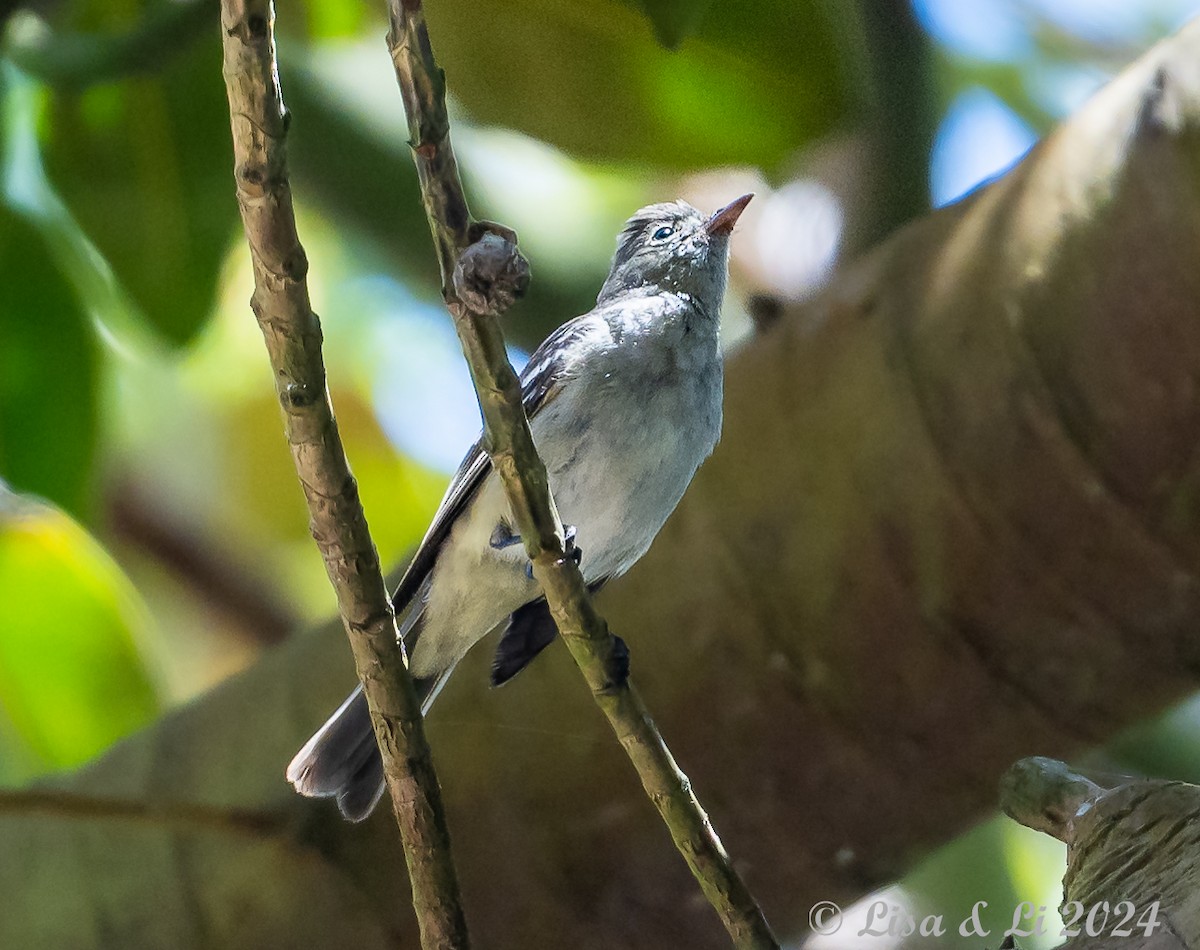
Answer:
288;194;752;820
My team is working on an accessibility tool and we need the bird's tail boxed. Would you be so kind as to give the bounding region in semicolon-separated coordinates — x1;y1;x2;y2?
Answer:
286;604;453;822
285;671;448;821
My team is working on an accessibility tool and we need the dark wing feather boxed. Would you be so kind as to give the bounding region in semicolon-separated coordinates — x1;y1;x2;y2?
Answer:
490;579;609;687
390;314;602;613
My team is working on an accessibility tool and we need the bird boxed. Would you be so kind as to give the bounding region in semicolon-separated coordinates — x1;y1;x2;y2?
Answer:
287;194;752;821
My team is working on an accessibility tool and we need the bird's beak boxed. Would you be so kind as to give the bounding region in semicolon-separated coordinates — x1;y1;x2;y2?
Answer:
705;193;753;236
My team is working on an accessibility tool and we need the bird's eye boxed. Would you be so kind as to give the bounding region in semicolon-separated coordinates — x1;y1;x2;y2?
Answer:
651;226;674;242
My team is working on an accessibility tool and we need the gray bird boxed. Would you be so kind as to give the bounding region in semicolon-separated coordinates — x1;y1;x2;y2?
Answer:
287;194;752;820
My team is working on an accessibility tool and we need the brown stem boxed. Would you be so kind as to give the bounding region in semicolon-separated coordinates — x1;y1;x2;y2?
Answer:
104;476;296;647
217;2;469;947
383;1;777;946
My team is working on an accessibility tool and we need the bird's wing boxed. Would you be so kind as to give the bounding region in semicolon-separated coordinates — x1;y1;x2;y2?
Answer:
490;579;609;686
389;314;605;613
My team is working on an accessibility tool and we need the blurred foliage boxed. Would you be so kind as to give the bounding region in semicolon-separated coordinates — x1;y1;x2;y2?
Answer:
937;55;1059;128
41;39;237;346
906;816;1067;950
423;0;857;171
0;490;159;784
633;0;716;48
0;208;96;517
1104;694;1200;784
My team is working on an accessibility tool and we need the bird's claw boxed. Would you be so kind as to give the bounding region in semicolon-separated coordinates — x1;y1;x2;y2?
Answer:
524;525;582;580
562;524;582;566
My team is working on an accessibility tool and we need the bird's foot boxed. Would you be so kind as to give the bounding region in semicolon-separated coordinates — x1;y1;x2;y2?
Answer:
604;635;630;689
523;524;581;579
562;524;582;566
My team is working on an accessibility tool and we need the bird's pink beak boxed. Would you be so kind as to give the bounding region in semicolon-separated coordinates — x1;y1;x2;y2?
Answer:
704;193;753;236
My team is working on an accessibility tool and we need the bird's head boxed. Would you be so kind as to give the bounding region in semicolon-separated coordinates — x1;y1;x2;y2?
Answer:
597;195;752;308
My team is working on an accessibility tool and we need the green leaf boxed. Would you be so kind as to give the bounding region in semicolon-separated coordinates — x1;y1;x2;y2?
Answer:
0;207;97;518
633;0;716;48
40;37;237;346
0;492;159;782
423;0;855;170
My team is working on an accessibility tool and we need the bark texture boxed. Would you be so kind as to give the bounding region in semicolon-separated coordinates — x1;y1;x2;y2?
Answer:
219;1;469;946
5;17;1200;950
1002;757;1200;949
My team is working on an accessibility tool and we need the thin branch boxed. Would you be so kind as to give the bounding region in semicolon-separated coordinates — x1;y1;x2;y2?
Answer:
384;2;778;946
105;476;296;647
0;787;283;837
217;3;469;948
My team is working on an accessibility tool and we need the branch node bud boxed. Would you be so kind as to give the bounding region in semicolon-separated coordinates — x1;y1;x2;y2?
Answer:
453;225;530;317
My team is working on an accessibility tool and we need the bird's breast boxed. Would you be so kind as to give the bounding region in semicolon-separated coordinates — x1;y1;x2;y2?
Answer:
530;337;722;579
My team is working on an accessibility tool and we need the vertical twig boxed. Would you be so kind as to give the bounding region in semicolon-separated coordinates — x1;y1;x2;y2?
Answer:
384;2;779;946
218;2;470;947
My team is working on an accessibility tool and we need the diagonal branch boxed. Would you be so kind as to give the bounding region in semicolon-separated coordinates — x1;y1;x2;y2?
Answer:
217;2;469;947
384;2;778;946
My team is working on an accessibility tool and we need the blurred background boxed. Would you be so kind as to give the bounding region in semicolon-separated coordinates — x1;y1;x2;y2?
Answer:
1;0;1199;943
